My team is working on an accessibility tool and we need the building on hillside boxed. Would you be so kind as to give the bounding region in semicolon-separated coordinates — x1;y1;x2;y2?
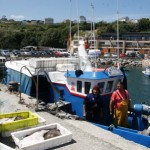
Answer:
79;16;86;23
129;19;138;23
119;17;130;22
98;33;150;54
44;18;54;24
72;33;150;54
21;20;43;25
63;19;70;23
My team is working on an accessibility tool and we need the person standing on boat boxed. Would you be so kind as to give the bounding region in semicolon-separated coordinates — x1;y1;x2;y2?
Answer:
110;81;130;127
83;86;103;123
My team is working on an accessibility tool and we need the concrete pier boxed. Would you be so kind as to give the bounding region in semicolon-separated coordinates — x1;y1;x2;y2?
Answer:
0;83;149;150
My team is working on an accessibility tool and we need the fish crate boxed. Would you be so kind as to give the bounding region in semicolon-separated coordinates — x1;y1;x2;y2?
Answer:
0;111;38;134
11;123;73;150
0;142;15;150
1;113;46;137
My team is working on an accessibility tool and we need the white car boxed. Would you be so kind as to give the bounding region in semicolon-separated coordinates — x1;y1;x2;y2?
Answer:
20;49;32;56
104;53;118;58
88;49;101;58
1;50;10;57
111;53;118;58
104;53;111;57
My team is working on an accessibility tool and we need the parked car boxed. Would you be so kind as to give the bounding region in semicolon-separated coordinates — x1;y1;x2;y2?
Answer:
125;51;141;58
60;51;69;57
30;50;39;56
88;49;101;58
103;53;111;57
20;49;32;56
54;51;62;57
73;52;78;57
45;50;55;57
119;53;126;58
12;50;20;56
0;50;10;57
126;53;136;57
103;53;118;58
111;53;118;58
136;53;144;59
38;51;48;56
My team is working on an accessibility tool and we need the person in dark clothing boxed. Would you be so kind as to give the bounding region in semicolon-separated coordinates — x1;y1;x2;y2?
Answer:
83;86;103;123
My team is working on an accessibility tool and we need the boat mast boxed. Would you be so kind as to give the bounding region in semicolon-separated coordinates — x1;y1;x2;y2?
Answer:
69;0;72;55
117;0;119;59
91;2;97;69
76;0;79;42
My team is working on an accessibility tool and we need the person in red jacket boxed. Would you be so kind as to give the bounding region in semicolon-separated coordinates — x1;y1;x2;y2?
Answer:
110;81;131;127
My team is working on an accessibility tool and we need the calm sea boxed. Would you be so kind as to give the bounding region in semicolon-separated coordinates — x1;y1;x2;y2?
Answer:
126;67;150;106
0;67;150;106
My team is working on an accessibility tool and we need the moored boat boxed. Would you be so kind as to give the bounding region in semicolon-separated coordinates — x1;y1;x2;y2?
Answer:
4;39;150;148
142;66;150;77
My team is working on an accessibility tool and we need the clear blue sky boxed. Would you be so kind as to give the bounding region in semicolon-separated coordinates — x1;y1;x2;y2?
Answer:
0;0;150;23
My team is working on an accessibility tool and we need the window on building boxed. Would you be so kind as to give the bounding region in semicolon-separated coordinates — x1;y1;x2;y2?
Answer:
99;42;105;47
84;82;91;94
144;43;150;48
77;81;82;92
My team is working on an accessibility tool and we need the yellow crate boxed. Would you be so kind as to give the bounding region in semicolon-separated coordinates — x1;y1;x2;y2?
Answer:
0;111;38;132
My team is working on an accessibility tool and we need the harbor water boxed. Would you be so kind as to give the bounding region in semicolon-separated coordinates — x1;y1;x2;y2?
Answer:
0;66;150;106
126;67;150;106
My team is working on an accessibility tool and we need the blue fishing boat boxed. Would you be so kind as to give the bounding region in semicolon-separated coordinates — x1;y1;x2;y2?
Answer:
4;39;150;148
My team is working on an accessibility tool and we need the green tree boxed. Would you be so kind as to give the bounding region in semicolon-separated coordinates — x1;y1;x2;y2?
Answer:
138;18;150;32
21;32;37;47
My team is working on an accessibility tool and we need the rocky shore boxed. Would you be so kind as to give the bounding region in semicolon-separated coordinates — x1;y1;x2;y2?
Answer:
89;57;150;68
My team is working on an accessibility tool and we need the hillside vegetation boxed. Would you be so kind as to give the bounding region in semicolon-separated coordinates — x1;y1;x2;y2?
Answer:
0;18;150;49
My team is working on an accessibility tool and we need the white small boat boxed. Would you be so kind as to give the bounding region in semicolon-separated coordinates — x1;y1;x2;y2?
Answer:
142;66;150;77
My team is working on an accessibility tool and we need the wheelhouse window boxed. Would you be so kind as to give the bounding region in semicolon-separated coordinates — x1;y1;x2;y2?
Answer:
97;82;105;94
105;81;113;93
77;81;82;92
84;82;91;94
